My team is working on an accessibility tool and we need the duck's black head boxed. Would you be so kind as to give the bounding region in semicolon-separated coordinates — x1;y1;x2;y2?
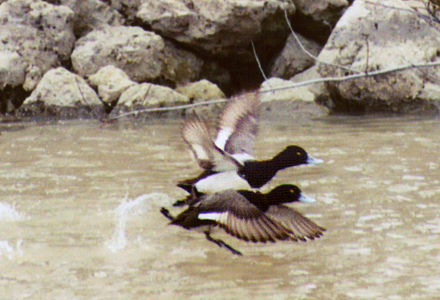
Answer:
267;184;315;204
273;145;323;167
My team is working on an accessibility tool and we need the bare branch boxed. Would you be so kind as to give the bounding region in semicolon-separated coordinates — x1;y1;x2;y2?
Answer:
106;60;440;119
283;7;360;74
251;40;269;82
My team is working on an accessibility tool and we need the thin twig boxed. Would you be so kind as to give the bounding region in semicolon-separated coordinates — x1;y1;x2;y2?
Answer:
283;7;360;74
251;40;269;82
108;98;229;120
107;60;440;119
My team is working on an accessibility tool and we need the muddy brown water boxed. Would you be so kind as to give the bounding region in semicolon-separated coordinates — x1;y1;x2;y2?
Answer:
0;116;439;299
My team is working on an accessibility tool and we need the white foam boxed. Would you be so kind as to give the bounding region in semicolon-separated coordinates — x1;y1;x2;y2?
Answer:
0;240;23;260
0;202;24;221
105;193;171;252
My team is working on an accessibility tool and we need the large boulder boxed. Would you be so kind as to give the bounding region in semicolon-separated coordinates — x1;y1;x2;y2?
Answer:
290;0;350;44
71;26;203;85
111;83;190;117
88;65;136;104
18;67;105;118
0;0;75;91
45;0;124;37
136;0;295;60
318;0;440;114
269;33;322;79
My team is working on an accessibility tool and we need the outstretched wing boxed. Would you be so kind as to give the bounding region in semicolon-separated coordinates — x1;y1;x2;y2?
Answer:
265;205;325;241
215;93;260;161
182;117;241;171
198;190;292;243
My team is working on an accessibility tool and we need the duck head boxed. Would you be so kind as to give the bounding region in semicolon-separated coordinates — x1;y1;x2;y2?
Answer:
267;184;315;204
273;145;323;167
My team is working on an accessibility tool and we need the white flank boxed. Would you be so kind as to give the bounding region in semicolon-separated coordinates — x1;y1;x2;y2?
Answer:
195;171;250;193
215;128;233;150
198;212;222;221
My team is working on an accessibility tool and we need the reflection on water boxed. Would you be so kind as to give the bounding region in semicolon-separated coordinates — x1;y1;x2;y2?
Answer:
1;116;440;299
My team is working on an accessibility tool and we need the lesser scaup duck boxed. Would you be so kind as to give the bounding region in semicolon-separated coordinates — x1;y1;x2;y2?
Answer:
176;93;323;203
161;184;325;256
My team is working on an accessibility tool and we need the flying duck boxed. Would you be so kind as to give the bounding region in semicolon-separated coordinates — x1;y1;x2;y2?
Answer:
161;184;325;256
176;93;323;204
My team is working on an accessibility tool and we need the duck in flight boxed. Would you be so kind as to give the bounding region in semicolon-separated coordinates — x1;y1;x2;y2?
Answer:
161;184;325;255
176;93;323;205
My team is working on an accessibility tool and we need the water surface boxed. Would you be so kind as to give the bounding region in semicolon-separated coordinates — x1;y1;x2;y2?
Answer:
0;116;439;299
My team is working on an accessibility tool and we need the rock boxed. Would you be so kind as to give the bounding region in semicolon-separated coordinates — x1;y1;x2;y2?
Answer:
162;40;203;85
292;0;349;25
0;0;76;91
176;79;225;116
176;79;225;102
18;67;105;118
45;0;124;37
71;26;203;85
88;65;136;104
112;83;189;117
136;0;295;59
259;77;316;103
291;66;329;102
290;0;349;44
318;0;440;114
269;33;322;78
259;77;329;120
0;50;26;87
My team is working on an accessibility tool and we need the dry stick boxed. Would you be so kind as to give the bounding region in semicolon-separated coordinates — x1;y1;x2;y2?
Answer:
282;8;360;74
251;40;269;82
107;60;440;119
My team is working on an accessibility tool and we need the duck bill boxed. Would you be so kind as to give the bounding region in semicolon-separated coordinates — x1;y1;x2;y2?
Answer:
299;194;316;203
307;156;324;165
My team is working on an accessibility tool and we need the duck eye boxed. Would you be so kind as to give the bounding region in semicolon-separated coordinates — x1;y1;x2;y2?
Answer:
296;152;301;156
290;189;295;194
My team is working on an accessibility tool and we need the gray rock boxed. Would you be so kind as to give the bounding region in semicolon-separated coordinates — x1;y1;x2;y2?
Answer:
292;0;349;26
71;26;203;84
0;0;76;91
259;77;317;103
0;50;25;87
136;0;295;59
19;67;104;118
88;65;136;104
113;83;189;116
176;79;225;116
269;33;322;78
318;0;440;114
46;0;124;37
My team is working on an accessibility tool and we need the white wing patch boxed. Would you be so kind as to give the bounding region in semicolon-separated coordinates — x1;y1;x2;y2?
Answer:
215;128;233;150
198;212;223;221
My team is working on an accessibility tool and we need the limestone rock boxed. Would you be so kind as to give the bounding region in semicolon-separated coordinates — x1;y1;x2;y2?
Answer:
270;33;322;78
177;79;225;116
19;67;104;118
71;26;203;84
0;50;26;87
136;0;296;59
88;65;136;104
259;77;316;103
318;0;440;114
46;0;124;37
292;0;349;26
291;66;329;102
114;83;189;115
0;0;76;91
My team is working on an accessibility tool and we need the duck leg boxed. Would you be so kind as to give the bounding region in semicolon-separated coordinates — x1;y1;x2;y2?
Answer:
160;207;174;221
204;232;243;256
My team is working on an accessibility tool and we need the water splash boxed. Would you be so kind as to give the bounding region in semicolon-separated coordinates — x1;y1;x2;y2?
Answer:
0;240;23;260
0;202;24;221
105;193;171;252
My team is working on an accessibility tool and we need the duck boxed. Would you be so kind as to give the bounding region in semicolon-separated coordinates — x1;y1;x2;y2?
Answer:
175;93;323;205
161;184;325;256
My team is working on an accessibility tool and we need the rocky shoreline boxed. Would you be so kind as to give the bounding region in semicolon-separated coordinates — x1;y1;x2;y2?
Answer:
1;0;440;121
